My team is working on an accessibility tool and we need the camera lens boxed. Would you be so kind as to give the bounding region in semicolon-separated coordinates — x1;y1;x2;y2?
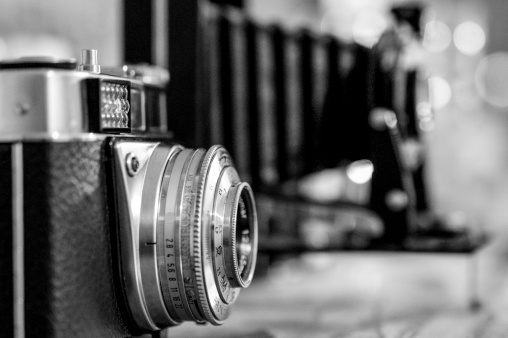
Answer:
134;144;258;328
115;142;257;331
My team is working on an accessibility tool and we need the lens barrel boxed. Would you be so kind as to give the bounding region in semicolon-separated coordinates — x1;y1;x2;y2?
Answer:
121;143;257;330
114;141;257;331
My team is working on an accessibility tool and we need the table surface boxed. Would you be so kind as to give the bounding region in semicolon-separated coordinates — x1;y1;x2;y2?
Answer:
165;239;508;338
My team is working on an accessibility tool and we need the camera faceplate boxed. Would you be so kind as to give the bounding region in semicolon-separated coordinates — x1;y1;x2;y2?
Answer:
112;140;177;331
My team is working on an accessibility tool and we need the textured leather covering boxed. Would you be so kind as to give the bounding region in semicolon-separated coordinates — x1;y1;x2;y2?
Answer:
0;144;14;338
22;140;131;338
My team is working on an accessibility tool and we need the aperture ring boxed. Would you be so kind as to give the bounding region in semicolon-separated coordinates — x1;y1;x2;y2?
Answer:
156;146;184;323
159;148;197;322
178;149;207;323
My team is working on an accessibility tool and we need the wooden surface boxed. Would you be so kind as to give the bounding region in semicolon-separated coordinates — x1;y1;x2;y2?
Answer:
166;238;508;338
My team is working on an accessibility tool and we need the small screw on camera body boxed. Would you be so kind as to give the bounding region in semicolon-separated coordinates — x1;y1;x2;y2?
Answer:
126;153;140;176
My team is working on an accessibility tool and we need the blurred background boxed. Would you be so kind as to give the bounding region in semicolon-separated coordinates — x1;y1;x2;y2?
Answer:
4;0;508;336
1;0;508;236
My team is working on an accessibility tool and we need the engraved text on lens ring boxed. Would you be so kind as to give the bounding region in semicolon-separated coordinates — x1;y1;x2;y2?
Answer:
158;170;186;321
162;149;201;322
196;150;234;322
161;155;192;321
180;150;207;321
212;169;240;304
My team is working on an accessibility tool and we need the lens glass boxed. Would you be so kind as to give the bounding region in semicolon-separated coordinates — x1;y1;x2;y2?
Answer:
235;191;254;281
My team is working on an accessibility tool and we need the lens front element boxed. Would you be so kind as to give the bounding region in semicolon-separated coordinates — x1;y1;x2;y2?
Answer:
223;183;257;289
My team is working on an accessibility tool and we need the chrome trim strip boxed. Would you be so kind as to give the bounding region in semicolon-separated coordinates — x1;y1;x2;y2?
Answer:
12;143;25;338
0;133;113;142
0;132;172;143
0;69;145;136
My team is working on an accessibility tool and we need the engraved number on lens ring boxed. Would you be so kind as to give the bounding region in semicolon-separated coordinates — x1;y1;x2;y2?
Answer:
157;148;183;322
194;148;235;324
212;167;241;304
177;149;207;323
159;148;195;322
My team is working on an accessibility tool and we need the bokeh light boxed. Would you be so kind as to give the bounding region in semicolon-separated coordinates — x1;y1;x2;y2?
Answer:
416;102;432;119
347;160;374;184
352;10;387;48
423;20;452;53
454;81;482;110
416;102;435;131
475;52;508;108
429;76;452;109
453;21;486;56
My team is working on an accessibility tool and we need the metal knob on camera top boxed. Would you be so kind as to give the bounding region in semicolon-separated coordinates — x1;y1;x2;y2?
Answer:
78;49;101;74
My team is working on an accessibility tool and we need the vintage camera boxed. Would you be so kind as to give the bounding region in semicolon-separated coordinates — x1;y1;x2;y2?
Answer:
0;49;258;338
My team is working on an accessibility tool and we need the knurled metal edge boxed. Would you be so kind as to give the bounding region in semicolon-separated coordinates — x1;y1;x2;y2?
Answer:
192;145;223;325
235;185;257;288
229;189;240;286
179;149;207;323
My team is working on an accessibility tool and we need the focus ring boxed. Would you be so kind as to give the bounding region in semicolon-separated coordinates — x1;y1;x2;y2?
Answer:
193;146;237;324
192;146;218;324
174;149;207;323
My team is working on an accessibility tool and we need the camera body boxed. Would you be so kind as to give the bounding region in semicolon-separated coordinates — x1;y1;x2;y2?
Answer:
0;50;257;338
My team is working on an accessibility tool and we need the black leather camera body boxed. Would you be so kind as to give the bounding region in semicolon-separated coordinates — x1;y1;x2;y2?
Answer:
0;50;258;338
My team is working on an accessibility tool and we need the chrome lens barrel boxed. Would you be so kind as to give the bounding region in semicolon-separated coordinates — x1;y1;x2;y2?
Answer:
114;141;257;332
152;144;257;326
